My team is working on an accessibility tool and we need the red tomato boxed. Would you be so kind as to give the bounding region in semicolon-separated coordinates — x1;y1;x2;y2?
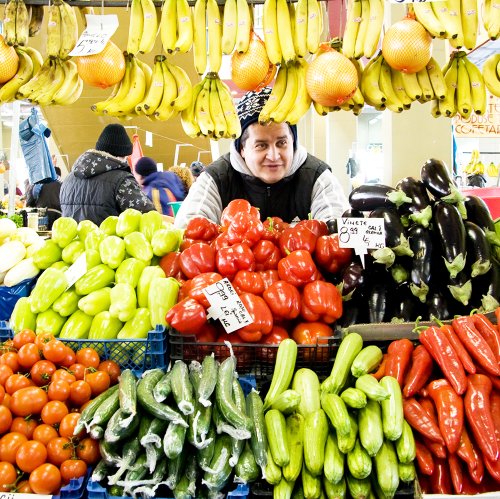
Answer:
76;437;100;465
30;360;57;386
97;360;121;385
46;436;74;466
29;463;61;494
32;424;59;446
47;379;71;401
41;400;69;425
58;347;77;368
0;461;17;492
9;386;48;416
0;405;12;434
0;432;28;463
60;458;87;484
75;348;100;369
43;340;67;364
0;352;19;373
12;329;36;350
0;365;13;386
85;370;110;396
17;343;42;370
15;440;48;473
5;373;33;395
10;416;37;438
34;333;55;350
59;413;83;439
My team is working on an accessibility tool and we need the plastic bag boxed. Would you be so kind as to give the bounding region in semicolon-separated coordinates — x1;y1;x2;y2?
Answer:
0;276;38;321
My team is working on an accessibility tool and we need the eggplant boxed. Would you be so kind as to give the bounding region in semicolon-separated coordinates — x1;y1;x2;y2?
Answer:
464;221;492;277
348;184;412;212
421;158;457;198
396;177;432;213
336;294;369;327
394;283;425;322
464;195;495;232
369;207;413;257
407;225;433;303
366;269;397;323
470;262;500;311
340;261;365;299
425;288;453;321
448;271;473;306
433;201;466;278
342;208;365;218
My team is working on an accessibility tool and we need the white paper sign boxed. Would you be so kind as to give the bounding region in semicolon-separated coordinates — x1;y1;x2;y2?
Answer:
202;278;253;333
337;217;386;268
69;15;119;57
65;252;88;289
388;0;440;3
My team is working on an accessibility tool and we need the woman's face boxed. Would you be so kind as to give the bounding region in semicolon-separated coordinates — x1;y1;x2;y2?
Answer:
240;122;294;184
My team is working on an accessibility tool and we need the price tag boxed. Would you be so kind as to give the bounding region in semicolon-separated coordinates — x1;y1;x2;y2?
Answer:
65;252;88;289
202;278;253;334
388;0;440;3
69;15;119;57
337;217;386;268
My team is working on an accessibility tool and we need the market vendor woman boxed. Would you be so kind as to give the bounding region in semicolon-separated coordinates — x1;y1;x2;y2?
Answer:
174;88;348;228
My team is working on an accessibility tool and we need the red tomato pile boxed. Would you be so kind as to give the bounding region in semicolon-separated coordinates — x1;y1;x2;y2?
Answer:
164;199;354;356
0;329;120;494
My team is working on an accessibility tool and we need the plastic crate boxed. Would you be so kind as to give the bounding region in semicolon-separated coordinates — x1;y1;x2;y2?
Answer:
56;468;91;499
169;330;340;382
0;321;167;376
87;478;249;499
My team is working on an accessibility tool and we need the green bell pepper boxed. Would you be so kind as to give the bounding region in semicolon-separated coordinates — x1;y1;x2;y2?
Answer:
140;210;163;242
89;311;123;339
85;229;105;252
78;287;111;316
148;277;180;327
137;266;166;308
100;216;118;236
50;262;69;271
35;309;66;336
151;228;182;257
75;264;115;295
32;240;62;269
10;297;37;333
115;258;146;288
109;283;137;322
99;235;126;269
85;249;101;270
30;268;68;314
52;217;78;249
59;310;93;339
124;231;153;263
52;288;80;317
116;208;142;237
77;220;98;242
117;307;152;339
61;240;85;264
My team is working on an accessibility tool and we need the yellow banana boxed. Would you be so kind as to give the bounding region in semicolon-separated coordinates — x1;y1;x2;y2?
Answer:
101;56;132;114
29;5;44;37
306;0;321;54
484;0;500;39
342;0;362;59
195;76;214;136
431;99;441;117
364;0;384;59
46;3;62;58
390;68;413;108
154;61;178;121
286;59;312;125
456;55;471;118
181;80;203;137
160;0;177;53
313;100;334;114
259;64;287;124
351;86;365;110
216;77;241;138
115;56;147;115
0;47;33;102
209;76;227;137
235;0;252;53
136;58;152;90
270;63;298;122
139;0;158;54
222;0;237;54
277;0;296;63
193;0;208;74
15;0;29;46
447;0;465;47
413;2;446;37
91;84;120;115
22;46;43;75
438;56;459;117
416;66;435;101
431;1;458;39
293;0;308;57
360;52;386;107
3;0;17;46
206;0;222;72
127;0;144;55
426;57;447;100
167;61;193;111
59;0;79;59
136;55;165;115
61;73;83;105
401;71;422;101
461;0;478;49
263;0;281;65
37;58;66;106
175;0;193;52
379;59;404;112
17;56;50;99
77;5;94;29
52;59;80;105
354;0;370;59
482;53;500;97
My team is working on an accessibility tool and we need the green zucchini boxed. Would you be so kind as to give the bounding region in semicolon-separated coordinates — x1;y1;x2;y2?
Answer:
380;375;404;441
198;354;218;406
292;485;305;499
340;387;367;409
321;393;351;436
374;440;399;498
171;360;195;415
323;476;347;499
283;413;304;482
104;408;140;443
118;369;137;415
202;434;233;491
324;432;345;485
303;409;328;477
355;375;390;402
75;384;119;434
89;388;120;429
270;389;301;415
351;345;384;378
265;409;289;467
346;472;371;499
398;461;416;483
164;420;188;459
395;420;416;464
153;370;172;403
274;477;295;499
264;447;282;485
302;464;322;499
347;438;372;480
235;442;259;483
358;399;384;457
292;368;321;416
337;412;358;454
246;390;267;473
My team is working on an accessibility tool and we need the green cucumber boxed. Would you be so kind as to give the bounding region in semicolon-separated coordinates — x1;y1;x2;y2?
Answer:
89;388;120;429
163;420;188;459
246;390;267;473
170;360;195;415
197;425;216;471
153;370;172;403
91;459;112;482
198;354;218;406
118;369;137;415
75;384;119;434
104;409;140;443
202;434;233;491
166;453;186;491
98;439;121;466
229;378;247;466
235;442;259;483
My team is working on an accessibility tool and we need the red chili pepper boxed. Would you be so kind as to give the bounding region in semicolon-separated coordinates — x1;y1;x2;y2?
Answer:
278;226;318;255
258;270;279;290
294;218;329;238
461;472;486;494
184;216;220;242
226;211;265;247
476;366;500;391
179;242;216;279
262;280;301;321
231;270;265;296
253;240;281;271
403;345;434;398
414;438;435;476
385;338;414;387
419;326;468;395
456;426;478;473
237;293;273;342
216;243;255;280
371;354;387;381
430;458;453;494
448;454;464;494
489;389;500;446
439;324;476;374
452;316;500;376
469;444;485;485
426;378;464;454
277;250;321;288
472;313;500;364
188;272;223;308
464;374;499;462
484;454;500;484
159;251;184;279
422;436;447;458
402;398;445;445
165;297;207;334
221;199;260;227
419;397;448;459
300;280;342;324
314;234;354;275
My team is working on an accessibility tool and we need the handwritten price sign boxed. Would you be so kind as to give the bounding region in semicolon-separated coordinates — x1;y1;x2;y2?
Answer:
69;15;118;57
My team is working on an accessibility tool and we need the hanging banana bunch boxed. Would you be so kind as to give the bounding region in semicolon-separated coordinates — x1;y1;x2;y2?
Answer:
192;0;222;75
482;53;500;98
28;5;44;37
46;0;79;60
221;0;252;55
160;0;193;54
127;0;158;55
3;0;30;47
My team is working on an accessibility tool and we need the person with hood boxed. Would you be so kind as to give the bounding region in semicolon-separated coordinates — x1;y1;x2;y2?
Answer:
134;156;187;216
174;88;348;228
60;124;155;225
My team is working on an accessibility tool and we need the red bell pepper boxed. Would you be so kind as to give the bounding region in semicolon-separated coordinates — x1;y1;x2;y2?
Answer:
440;323;476;374
180;238;197;251
226;211;264;247
295;218;329;238
300;280;342;323
414;438;435;476
262;280;301;321
258;270;279;290
165;297;207;334
430;459;453;495
464;374;499;462
253;240;281;271
472;313;500;365
210;231;231;252
291;322;333;362
261;217;286;244
278;226;318;255
452;316;500;376
448;453;464;494
216;243;255;280
184;216;220;242
179;242;216;279
258;325;290;362
427;378;464;454
314;234;353;275
237;293;273;342
232;271;265;296
419;326;468;395
221;199;260;227
159;251;184;280
385;338;414;387
278;250;321;288
403;345;434;398
188;272;223;308
403;397;445;445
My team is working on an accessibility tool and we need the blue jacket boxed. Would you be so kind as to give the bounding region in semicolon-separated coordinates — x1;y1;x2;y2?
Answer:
142;171;187;216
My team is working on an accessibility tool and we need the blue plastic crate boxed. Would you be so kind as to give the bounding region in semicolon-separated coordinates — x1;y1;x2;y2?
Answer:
56;468;90;499
239;374;257;396
87;478;249;499
0;321;12;342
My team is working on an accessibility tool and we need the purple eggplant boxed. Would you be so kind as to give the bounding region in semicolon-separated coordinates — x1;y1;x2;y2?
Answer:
340;261;365;300
369;207;413;257
342;208;365;218
464;221;492;277
426;288;453;321
394;283;425;322
448;271;472;306
407;225;433;303
464;195;500;248
470;262;500;311
349;184;412;212
337;295;369;327
366;269;397;323
396;177;433;228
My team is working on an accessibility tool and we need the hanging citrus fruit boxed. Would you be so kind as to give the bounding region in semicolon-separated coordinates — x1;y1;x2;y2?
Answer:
382;17;432;74
0;35;19;84
75;41;126;89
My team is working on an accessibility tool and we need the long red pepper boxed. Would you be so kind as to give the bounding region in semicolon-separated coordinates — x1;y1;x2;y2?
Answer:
484;454;500;483
469;445;485;485
472;313;500;364
414;438;435;476
464;374;499;462
418;397;448;458
426;379;464;454
440;324;476;374
384;338;414;387
456;426;477;473
490;390;500;445
371;353;387;381
452;316;500;376
403;345;434;398
430;458;453;495
402;398;445;444
419;326;467;395
422;436;447;459
448;454;464;494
